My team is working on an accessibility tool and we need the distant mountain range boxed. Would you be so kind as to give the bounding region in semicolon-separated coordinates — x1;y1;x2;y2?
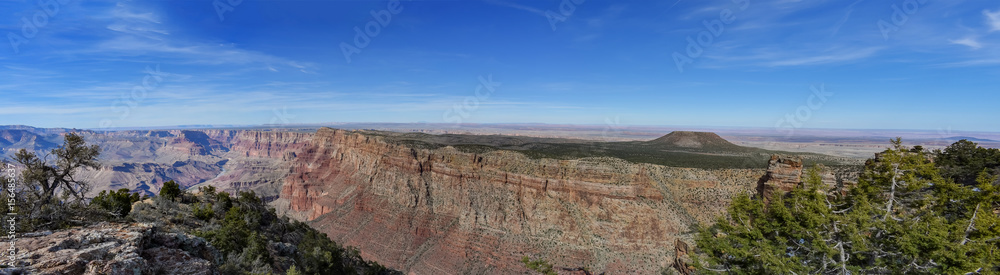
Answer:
945;136;998;143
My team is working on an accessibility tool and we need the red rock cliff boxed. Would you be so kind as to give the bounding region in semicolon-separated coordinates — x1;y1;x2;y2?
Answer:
756;154;843;201
276;128;761;274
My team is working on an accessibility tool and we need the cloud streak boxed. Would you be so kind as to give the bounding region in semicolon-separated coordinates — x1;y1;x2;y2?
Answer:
985;9;1000;32
949;37;982;49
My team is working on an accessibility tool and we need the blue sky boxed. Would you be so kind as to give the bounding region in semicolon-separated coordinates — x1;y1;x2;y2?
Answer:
1;0;998;132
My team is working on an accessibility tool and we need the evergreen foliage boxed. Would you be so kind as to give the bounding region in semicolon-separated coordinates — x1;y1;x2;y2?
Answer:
10;132;101;230
935;139;1000;185
159;180;182;201
90;188;142;218
521;256;557;275
694;138;1000;274
190;190;398;275
4;132;397;274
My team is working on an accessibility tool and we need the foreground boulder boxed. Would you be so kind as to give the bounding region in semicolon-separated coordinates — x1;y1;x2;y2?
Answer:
8;222;218;275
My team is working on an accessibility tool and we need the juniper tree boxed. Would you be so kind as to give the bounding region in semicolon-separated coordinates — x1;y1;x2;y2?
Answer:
694;167;860;274
90;188;142;218
12;132;100;230
694;139;1000;274
159;180;182;201
934;139;1000;185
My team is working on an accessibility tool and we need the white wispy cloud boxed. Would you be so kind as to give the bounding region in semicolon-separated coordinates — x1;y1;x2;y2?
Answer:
985;9;1000;32
764;49;880;67
829;9;853;37
110;3;161;24
0;106;107;115
940;58;1000;67
703;46;884;68
587;5;626;28
483;0;546;17
45;2;317;72
830;0;866;37
949;37;982;49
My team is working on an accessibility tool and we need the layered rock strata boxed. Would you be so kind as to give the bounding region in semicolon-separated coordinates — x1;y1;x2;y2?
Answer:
73;130;312;197
756;155;805;199
275;128;762;274
756;154;846;201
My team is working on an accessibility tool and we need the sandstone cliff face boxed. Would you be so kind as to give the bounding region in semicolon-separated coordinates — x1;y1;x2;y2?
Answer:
756;154;845;200
77;160;223;195
757;155;804;199
57;129;313;198
206;130;311;159
275;128;762;274
1;126;787;274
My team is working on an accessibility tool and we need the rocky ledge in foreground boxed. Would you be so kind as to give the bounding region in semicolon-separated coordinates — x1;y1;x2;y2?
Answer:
4;222;219;275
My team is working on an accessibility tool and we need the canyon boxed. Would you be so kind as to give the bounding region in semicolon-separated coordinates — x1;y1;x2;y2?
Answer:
0;126;852;274
275;128;769;274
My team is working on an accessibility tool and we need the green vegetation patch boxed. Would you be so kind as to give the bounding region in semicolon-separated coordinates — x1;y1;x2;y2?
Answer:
361;130;850;169
693;139;1000;274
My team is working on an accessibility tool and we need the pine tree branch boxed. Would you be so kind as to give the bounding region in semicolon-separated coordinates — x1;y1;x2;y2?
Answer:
961;203;980;246
703;267;730;272
883;164;900;221
832;206;852;214
964;267;983;275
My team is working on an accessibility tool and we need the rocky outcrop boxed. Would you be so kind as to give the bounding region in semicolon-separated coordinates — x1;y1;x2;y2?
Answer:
10;222;218;275
756;154;845;201
275;128;762;274
672;239;693;275
757;155;804;199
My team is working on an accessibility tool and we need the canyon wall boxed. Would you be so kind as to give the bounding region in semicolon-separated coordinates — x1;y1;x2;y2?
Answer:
275;128;761;274
2;126;775;273
73;129;312;197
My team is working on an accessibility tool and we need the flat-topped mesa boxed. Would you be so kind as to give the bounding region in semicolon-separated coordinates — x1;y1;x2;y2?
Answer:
647;131;738;149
